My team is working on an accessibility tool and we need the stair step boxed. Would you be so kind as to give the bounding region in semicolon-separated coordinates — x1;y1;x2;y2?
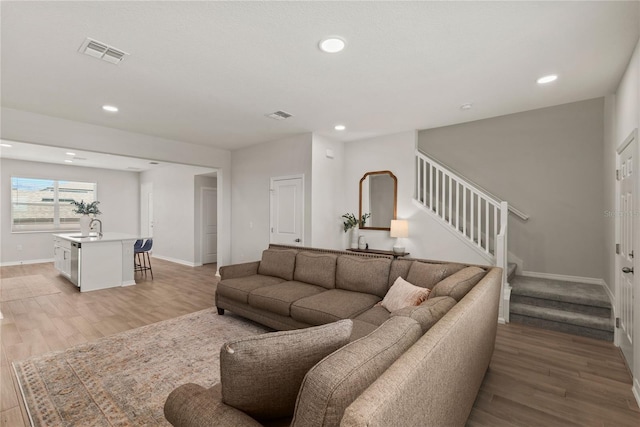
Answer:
509;276;614;341
510;303;613;332
511;276;611;309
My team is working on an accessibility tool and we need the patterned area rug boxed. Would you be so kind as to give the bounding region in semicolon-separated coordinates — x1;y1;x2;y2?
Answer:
13;309;269;426
0;275;62;302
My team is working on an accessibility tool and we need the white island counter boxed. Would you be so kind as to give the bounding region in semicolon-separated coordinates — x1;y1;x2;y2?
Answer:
53;232;141;292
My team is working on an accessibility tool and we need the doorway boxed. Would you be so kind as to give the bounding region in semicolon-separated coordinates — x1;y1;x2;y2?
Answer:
270;175;304;246
616;128;637;373
201;187;217;264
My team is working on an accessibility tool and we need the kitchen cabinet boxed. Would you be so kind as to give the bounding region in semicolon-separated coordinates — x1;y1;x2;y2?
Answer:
53;232;140;292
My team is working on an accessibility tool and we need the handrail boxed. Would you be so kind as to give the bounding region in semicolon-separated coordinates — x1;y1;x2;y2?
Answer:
415;150;529;221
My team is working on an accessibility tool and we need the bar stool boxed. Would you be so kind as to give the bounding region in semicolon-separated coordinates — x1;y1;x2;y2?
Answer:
134;239;154;279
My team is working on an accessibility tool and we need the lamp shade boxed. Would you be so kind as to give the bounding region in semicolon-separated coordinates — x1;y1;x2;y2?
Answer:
390;220;409;238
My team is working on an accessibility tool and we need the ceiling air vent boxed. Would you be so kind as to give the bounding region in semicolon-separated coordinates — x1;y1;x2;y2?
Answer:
78;38;129;65
265;110;293;120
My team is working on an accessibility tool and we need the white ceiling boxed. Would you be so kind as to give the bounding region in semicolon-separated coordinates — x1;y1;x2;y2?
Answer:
1;1;638;153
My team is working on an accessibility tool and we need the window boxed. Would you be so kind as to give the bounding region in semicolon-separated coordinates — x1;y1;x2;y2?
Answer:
11;177;97;232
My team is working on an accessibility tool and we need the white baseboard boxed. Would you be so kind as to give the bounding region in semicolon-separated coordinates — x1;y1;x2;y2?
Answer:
151;254;197;267
0;258;54;267
122;280;136;287
633;378;640;409
520;270;606;286
497;317;506;324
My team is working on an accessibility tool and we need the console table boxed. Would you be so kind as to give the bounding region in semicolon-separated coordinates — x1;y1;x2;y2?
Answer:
347;248;409;259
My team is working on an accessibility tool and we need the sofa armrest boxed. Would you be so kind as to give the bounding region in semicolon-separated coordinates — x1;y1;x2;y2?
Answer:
219;261;260;280
164;383;263;427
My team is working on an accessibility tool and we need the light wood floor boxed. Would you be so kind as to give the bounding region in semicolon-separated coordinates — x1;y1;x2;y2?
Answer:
1;259;218;426
1;261;639;426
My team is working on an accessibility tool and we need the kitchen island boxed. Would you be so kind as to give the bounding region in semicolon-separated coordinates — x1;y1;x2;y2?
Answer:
53;232;140;292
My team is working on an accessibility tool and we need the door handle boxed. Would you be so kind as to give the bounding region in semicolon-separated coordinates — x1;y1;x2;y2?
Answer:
622;267;634;274
294;238;301;243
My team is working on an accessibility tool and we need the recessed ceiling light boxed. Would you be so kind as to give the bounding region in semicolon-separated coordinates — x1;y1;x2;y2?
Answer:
537;74;558;84
66;152;76;156
460;103;473;110
0;143;12;148
319;37;345;53
334;124;346;131
64;159;73;163
102;105;119;112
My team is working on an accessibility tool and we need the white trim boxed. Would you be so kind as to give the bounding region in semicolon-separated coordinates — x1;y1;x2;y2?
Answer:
0;258;54;267
497;317;506;325
122;280;136;287
151;254;197;267
520;270;606;286
200;186;218;266
633;378;640;409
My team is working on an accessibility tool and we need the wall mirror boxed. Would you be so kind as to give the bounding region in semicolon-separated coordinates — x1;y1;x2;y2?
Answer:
359;170;397;230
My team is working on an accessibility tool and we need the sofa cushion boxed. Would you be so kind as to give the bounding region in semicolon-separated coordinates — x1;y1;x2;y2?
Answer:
248;281;327;317
294;252;338;289
258;249;298;281
380;276;431;312
391;296;457;333
387;259;413;287
220;320;353;420
335;256;392;298
406;261;466;289
291;316;422;427
430;266;486;301
217;275;285;304
354;305;391;327
291;289;381;325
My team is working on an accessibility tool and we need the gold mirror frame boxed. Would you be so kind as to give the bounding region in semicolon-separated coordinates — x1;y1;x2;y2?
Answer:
359;170;398;231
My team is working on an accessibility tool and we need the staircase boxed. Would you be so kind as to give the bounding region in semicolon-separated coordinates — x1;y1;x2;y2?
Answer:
509;276;614;341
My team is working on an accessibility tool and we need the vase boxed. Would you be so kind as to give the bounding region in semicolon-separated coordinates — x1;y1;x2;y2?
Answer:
79;215;92;236
350;226;359;249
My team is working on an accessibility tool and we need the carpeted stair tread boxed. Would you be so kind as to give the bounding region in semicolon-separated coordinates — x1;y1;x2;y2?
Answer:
509;302;613;332
510;276;610;309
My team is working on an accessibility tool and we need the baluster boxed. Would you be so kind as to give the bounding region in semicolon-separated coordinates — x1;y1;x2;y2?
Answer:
435;166;440;217
470;192;475;243
448;175;452;225
493;204;498;254
485;199;489;253
463;186;467;237
423;161;428;207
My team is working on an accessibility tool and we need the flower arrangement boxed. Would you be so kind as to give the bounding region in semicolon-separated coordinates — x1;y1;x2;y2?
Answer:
341;213;371;232
70;200;101;215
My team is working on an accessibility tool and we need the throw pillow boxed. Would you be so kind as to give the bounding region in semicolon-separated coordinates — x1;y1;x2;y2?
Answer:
380;276;431;312
220;319;353;420
429;266;486;301
291;316;422;427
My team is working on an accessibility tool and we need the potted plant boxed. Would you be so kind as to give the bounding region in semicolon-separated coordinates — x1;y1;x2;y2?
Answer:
342;213;371;248
71;200;101;236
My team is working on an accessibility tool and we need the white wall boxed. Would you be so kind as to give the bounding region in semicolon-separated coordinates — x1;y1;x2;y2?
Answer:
343;131;489;265
0;107;233;267
140;164;216;266
194;175;217;265
230;133;313;263
0;158;139;265
418;98;605;279
311;135;345;249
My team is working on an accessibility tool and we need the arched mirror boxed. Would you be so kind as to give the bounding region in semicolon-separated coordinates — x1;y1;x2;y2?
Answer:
359;170;397;230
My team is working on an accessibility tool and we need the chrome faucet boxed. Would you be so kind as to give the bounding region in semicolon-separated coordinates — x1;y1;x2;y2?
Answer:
90;218;103;238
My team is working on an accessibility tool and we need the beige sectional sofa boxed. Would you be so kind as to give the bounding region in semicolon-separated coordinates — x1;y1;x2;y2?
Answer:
165;244;502;426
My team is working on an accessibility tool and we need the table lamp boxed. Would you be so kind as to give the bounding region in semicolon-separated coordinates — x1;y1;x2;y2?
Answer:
390;219;409;255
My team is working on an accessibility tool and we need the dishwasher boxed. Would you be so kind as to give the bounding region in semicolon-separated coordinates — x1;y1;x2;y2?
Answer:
70;241;81;287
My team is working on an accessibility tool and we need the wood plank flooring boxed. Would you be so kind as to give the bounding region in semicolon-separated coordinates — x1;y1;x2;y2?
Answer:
1;260;639;426
0;259;217;426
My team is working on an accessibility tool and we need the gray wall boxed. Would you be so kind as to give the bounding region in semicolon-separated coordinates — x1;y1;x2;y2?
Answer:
418;98;605;279
230;133;313;263
1;158;140;265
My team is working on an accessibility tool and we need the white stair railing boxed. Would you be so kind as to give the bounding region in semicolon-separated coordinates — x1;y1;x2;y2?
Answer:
415;150;509;262
415;149;511;322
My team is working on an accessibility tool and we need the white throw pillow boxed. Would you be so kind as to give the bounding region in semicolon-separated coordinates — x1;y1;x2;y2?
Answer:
381;276;431;312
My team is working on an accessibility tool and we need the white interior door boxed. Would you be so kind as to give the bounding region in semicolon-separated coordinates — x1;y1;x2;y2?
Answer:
201;187;217;264
270;176;303;246
617;130;637;372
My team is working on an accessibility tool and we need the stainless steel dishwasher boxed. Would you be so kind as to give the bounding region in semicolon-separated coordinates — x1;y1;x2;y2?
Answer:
70;241;81;287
